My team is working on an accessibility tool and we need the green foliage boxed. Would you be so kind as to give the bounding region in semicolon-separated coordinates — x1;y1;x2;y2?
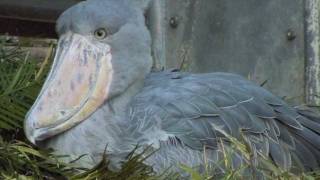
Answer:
71;147;162;180
178;135;320;180
0;138;75;179
0;43;51;131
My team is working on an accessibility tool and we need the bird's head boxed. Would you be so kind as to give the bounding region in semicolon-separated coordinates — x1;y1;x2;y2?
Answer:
25;0;153;144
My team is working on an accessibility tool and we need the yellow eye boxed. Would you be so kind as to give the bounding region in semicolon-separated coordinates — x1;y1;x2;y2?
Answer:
94;28;108;40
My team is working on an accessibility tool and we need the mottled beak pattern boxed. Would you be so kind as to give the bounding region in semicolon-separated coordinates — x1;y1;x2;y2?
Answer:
25;33;113;144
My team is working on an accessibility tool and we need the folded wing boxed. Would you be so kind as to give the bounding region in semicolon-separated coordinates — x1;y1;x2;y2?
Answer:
129;71;320;172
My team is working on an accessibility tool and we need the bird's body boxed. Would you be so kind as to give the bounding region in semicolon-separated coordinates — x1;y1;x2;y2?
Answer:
40;70;320;174
25;0;320;176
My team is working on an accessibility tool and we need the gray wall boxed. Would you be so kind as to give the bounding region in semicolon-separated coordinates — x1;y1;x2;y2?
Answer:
156;0;306;105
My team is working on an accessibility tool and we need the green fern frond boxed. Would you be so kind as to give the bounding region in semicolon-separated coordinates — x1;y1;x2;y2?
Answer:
0;45;52;131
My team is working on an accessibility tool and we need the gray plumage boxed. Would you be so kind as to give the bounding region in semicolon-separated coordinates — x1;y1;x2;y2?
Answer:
42;70;320;174
26;0;320;176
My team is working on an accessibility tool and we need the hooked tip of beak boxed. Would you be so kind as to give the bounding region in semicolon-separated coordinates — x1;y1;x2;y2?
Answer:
24;113;55;145
24;127;36;145
28;135;36;145
24;114;37;145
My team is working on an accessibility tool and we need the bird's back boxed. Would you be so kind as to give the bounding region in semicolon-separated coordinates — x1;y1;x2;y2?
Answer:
127;70;320;174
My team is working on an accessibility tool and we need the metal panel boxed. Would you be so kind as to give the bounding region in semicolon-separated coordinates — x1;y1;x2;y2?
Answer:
305;0;320;106
147;0;167;70
163;0;305;104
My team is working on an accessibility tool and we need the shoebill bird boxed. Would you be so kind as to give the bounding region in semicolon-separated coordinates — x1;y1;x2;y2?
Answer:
25;0;320;175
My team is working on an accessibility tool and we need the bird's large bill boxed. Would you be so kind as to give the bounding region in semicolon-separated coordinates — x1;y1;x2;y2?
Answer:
25;33;113;143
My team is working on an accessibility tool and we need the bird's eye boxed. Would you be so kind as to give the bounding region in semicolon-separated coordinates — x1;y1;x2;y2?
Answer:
94;28;108;40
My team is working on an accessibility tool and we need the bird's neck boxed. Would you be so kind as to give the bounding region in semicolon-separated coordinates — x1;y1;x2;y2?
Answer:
44;78;147;169
107;78;146;117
